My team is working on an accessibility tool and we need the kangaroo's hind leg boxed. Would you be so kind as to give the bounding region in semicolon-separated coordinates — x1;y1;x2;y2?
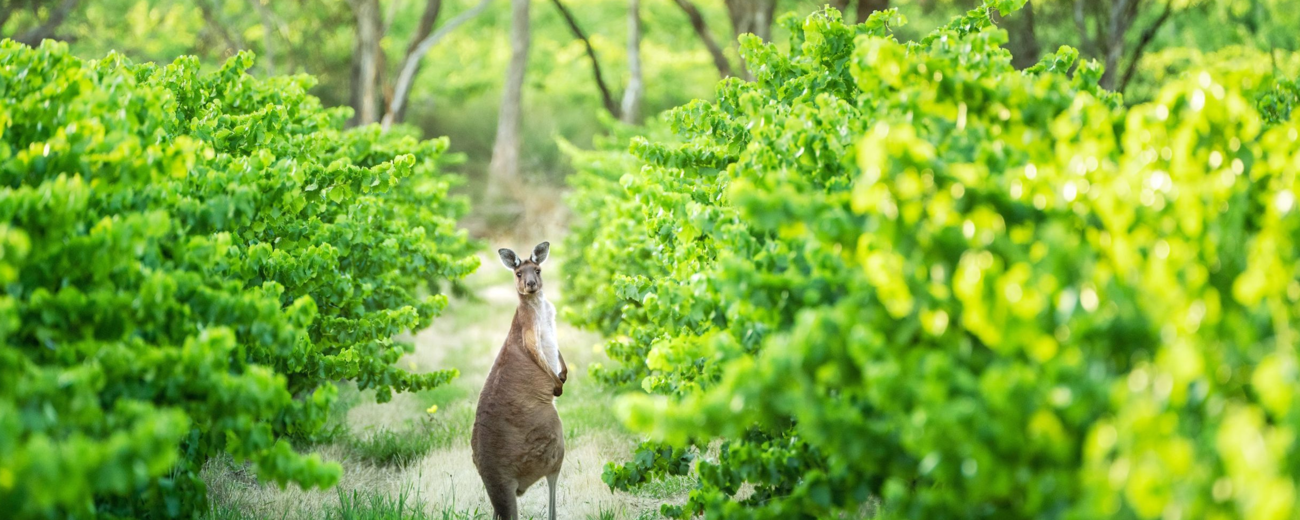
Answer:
485;478;519;520
546;472;559;520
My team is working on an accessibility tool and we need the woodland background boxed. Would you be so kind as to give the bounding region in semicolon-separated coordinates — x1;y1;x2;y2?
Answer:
5;0;1296;230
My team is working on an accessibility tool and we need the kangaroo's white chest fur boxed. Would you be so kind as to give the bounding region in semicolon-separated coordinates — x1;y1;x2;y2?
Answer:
529;297;562;377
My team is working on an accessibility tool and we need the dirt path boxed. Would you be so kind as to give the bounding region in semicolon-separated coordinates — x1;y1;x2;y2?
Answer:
206;249;678;519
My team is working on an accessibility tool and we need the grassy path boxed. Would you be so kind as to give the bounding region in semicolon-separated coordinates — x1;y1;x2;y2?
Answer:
205;249;686;519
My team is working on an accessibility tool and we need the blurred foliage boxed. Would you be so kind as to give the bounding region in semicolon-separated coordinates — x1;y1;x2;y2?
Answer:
564;1;1300;518
0;41;478;517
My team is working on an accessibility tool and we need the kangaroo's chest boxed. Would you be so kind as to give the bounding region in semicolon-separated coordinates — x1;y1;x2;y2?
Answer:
534;300;561;376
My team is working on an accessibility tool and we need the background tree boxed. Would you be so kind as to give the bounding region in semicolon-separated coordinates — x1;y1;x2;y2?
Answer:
2;0;79;45
349;0;383;125
621;0;643;123
995;0;1039;69
486;0;532;203
830;0;889;24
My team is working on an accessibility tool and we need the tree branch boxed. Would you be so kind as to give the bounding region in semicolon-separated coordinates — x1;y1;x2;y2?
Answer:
672;0;734;78
14;0;79;46
1118;0;1174;93
549;0;619;118
405;0;443;57
382;0;492;130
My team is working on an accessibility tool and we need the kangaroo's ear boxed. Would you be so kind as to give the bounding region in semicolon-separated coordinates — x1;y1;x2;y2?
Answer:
531;241;550;265
498;248;521;269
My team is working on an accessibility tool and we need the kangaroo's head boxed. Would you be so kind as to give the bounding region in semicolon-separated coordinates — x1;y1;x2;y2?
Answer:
498;241;549;296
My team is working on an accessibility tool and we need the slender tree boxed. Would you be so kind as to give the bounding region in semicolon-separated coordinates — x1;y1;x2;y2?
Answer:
621;0;643;124
487;0;532;202
725;0;777;43
724;0;775;79
349;0;382;126
995;0;1039;69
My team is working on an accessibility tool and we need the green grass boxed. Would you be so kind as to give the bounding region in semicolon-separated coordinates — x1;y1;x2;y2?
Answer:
346;422;443;467
204;487;488;520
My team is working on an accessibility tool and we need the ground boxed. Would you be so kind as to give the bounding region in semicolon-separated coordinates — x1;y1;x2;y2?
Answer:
203;245;692;520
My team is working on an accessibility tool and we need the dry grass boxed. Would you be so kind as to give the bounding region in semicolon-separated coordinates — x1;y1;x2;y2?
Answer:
204;248;682;519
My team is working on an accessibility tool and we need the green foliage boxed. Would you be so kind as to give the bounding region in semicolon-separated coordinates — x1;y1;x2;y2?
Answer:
566;3;1300;519
0;41;478;517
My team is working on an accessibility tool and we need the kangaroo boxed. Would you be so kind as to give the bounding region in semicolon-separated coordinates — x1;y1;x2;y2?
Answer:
472;241;568;520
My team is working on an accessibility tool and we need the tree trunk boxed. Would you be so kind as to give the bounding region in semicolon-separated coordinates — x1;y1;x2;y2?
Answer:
487;0;532;202
1099;0;1137;90
671;0;733;78
856;0;887;24
725;0;777;42
996;0;1038;69
620;0;643;124
724;0;776;79
350;0;382;126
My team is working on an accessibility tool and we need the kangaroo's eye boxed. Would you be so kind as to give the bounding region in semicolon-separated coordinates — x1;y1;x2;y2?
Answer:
536;268;541;274
516;272;521;278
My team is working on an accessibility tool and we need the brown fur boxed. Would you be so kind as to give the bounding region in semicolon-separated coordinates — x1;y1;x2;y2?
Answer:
472;243;567;520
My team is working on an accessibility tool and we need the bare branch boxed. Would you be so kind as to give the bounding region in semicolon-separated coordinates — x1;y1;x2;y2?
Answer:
382;0;492;130
549;0;619;118
405;0;443;57
672;0;734;78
